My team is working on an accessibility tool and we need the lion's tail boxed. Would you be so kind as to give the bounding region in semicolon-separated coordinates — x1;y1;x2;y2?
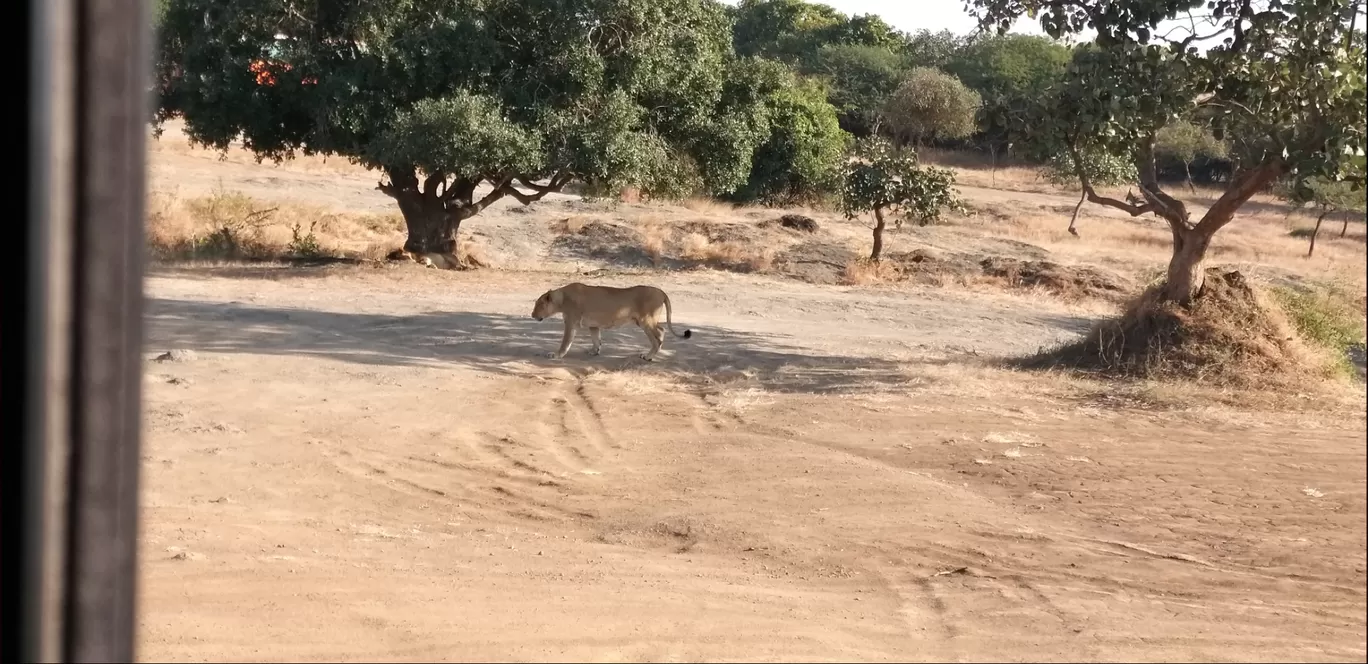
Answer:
662;293;692;340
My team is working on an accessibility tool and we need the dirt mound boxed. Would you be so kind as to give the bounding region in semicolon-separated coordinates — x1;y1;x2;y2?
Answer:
885;250;1130;299
549;220;654;266
1018;269;1324;386
759;214;819;233
775;241;861;284
978;257;1132;298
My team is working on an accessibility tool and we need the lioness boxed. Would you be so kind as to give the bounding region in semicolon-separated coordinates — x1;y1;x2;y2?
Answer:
531;283;693;361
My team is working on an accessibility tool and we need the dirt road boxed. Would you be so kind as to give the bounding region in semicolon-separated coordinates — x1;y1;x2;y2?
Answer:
138;265;1367;662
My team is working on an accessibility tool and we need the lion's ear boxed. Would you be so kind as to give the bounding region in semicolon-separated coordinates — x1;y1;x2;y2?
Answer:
549;289;563;306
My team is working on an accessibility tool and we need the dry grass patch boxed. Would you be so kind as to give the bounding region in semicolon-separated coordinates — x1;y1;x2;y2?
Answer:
1016;269;1351;388
147;189;404;263
841;258;903;285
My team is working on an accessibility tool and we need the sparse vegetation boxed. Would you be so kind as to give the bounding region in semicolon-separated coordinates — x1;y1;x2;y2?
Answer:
841;136;966;260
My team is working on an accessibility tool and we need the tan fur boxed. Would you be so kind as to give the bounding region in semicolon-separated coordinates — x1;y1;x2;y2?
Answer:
387;248;461;270
531;283;693;361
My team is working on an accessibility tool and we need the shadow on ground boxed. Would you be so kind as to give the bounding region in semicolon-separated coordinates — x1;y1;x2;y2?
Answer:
145;298;930;395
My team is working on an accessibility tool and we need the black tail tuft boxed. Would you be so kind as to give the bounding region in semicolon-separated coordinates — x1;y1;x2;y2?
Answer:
683;329;693;339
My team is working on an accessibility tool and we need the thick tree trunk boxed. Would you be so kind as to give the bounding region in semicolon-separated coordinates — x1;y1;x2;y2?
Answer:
1308;207;1328;258
395;191;461;257
871;206;887;261
1067;188;1085;237
1162;226;1215;304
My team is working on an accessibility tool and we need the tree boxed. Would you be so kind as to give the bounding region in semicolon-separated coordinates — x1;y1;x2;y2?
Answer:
730;75;848;205
730;0;896;68
1155;119;1229;191
899;29;964;71
1278;176;1368;256
968;0;1367;303
944;34;1072;158
841;137;966;260
881;68;982;146
1044;147;1140;236
156;0;785;264
811;44;909;136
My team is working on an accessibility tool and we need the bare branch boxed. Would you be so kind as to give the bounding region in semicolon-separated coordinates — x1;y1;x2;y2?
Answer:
1066;141;1154;217
1082;185;1155;216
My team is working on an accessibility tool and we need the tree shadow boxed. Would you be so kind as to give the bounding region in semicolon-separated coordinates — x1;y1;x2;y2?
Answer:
144;298;946;395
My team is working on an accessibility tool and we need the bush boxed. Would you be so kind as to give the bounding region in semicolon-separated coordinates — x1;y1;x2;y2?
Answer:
881;67;981;144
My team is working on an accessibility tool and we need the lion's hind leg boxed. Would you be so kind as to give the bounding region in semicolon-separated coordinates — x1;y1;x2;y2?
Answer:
637;320;665;361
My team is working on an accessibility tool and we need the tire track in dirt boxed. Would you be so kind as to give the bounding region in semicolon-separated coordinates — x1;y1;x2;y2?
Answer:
314;438;592;524
569;381;620;451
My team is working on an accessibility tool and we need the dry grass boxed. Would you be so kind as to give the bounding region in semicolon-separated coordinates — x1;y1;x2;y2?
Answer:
150;119;368;177
841;258;903;285
1016;269;1346;388
147;188;403;262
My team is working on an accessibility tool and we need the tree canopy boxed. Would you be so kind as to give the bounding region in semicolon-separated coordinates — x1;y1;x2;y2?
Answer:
881;67;982;145
156;0;821;257
968;0;1368;302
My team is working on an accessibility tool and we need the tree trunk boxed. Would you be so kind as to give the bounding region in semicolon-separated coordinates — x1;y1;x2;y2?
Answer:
1161;226;1215;303
871;206;887;261
988;143;998;187
1308;207;1328;258
395;191;461;257
1067;188;1085;237
1341;212;1350;238
1184;161;1196;193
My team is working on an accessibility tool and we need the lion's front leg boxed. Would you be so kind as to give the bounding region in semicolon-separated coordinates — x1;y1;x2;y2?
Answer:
588;327;603;356
548;321;577;359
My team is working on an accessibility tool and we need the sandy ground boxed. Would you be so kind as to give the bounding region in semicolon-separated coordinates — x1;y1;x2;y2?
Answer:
138;128;1367;662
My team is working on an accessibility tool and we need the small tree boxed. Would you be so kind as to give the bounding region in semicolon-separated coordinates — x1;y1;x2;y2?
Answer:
1278;176;1368;256
881;68;982;146
969;0;1367;304
1155;119;1229;191
841;137;965;260
1044;145;1140;236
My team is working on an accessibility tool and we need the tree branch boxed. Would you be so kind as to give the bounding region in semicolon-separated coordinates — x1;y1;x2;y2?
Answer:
1067;142;1154;216
421;170;446;198
1191;159;1285;234
1134;135;1192;229
376;166;418;200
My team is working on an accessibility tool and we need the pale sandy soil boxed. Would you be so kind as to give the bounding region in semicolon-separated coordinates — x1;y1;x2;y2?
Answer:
137;124;1367;662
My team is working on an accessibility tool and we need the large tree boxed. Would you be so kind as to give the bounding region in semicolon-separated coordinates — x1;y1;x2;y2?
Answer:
969;0;1367;303
156;0;792;262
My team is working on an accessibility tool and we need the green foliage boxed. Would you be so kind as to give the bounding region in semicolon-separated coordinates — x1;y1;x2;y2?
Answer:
287;221;326;258
1154;119;1227;165
368;92;545;179
881;68;982;144
811;44;909;135
732;77;848;205
1044;148;1138;188
945;34;1071;101
943;34;1072;150
1278;175;1368;212
967;0;1368;195
899;30;964;70
730;0;898;68
1272;285;1366;376
841;137;966;225
156;0;791;224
